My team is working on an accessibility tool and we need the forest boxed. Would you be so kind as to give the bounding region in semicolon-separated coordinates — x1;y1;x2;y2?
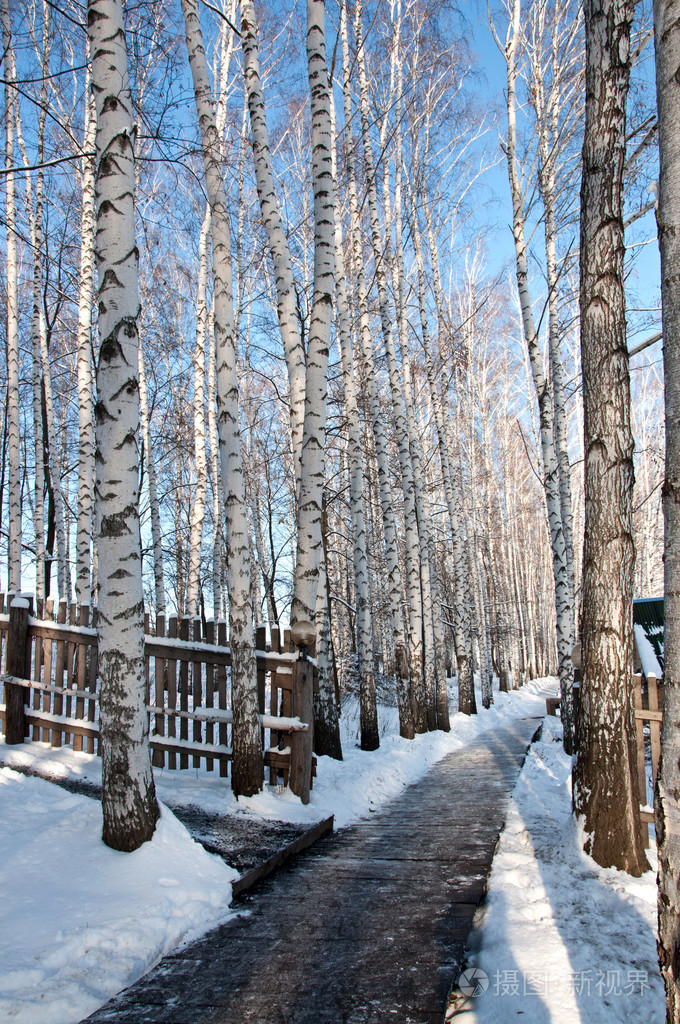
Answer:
3;0;680;1015
0;0;666;826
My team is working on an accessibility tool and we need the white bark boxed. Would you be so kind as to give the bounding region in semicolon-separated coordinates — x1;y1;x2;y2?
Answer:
339;0;414;739
207;299;225;621
529;0;579;626
501;0;574;748
421;196;476;714
14;17;70;601
239;0;305;485
76;75;96;610
186;205;211;617
315;496;343;759
88;0;158;851
353;0;427;732
333;111;378;749
386;50;442;731
290;0;335;627
2;0;20;591
181;0;262;796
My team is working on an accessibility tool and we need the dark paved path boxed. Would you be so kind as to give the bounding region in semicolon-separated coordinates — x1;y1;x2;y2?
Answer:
83;717;540;1024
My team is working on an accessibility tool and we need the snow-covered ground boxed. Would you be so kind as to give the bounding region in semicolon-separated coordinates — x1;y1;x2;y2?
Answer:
449;714;663;1023
0;679;663;1024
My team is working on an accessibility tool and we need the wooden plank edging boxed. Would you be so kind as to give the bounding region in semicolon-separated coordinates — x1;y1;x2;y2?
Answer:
231;815;334;898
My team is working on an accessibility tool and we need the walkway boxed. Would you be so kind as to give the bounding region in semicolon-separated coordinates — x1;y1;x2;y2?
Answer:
83;717;540;1024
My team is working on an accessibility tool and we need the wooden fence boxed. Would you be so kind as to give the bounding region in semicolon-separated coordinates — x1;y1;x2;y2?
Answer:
634;670;662;849
0;593;316;801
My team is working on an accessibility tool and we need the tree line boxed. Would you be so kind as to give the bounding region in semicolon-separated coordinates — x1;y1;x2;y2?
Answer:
2;0;678;1012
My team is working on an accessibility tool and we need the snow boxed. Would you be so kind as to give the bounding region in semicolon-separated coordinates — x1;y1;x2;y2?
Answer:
0;772;238;1024
634;623;663;680
0;679;664;1024
450;714;663;1023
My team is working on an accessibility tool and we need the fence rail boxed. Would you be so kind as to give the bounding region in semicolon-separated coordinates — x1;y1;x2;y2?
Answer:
0;593;316;800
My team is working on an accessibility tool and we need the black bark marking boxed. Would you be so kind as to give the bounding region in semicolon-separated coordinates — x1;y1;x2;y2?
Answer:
101;268;123;292
100;509;135;538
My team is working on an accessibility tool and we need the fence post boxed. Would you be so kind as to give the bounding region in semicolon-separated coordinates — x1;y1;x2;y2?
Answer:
290;657;314;805
255;625;267;714
5;596;31;744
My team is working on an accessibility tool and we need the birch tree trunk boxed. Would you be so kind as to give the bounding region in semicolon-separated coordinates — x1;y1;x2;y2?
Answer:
76;76;96;610
653;0;680;1011
15;5;70;602
181;0;262;797
572;0;648;876
327;103;375;749
1;0;20;591
207;303;225;622
315;494;343;758
24;0;49;602
88;0;159;852
416;192;476;715
290;0;335;628
240;0;305;485
339;0;414;739
535;66;577;632
24;4;49;604
185;205;211;617
353;0;427;732
387;78;442;732
501;0;574;750
335;193;378;750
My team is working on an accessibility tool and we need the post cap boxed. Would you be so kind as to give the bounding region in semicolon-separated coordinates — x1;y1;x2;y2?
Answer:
291;619;316;649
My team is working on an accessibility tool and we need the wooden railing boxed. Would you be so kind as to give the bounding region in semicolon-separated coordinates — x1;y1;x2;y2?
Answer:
0;593;316;800
634;670;662;848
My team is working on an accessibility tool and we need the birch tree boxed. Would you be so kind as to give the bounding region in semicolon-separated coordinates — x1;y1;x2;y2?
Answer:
334;142;378;750
290;0;335;628
353;0;428;732
181;0;263;796
2;0;21;591
495;0;574;749
88;0;159;851
572;0;648;876
185;206;211;617
339;0;415;739
240;0;306;483
653;0;680;1011
76;72;97;610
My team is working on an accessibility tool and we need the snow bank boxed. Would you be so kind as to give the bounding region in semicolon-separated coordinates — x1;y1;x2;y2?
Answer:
0;769;237;1024
451;715;663;1023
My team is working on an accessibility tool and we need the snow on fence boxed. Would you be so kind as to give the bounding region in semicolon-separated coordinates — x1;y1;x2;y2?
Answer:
0;593;316;792
634;670;662;849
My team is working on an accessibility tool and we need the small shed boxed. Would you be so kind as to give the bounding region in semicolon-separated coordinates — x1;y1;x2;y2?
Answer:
633;597;664;681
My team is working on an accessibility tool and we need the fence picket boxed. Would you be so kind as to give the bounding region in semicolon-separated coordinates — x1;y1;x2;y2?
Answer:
192;617;202;768
204;619;215;772
167;614;178;770
217;619;228;778
0;599;315;792
152;612;166;769
32;596;44;741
